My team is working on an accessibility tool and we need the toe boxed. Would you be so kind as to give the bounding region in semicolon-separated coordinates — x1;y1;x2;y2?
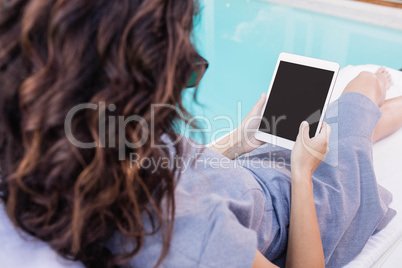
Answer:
376;67;386;74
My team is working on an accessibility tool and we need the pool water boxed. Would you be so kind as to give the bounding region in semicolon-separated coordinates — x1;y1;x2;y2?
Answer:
183;0;402;144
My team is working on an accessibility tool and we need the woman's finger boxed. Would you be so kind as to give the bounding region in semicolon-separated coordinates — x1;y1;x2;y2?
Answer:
250;92;267;116
321;122;331;142
325;123;331;142
314;122;331;149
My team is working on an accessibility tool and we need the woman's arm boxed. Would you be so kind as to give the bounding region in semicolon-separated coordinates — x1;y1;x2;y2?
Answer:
251;181;324;268
252;250;279;268
251;121;330;268
207;128;244;160
286;173;325;268
208;93;266;159
286;121;330;268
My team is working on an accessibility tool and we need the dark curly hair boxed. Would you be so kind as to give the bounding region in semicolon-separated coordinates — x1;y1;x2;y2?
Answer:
0;0;203;267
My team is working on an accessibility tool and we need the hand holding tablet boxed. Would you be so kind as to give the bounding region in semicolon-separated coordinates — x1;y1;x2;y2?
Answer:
254;53;339;150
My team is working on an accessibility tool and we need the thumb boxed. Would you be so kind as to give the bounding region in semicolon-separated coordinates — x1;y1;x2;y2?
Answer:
250;93;266;116
300;121;310;141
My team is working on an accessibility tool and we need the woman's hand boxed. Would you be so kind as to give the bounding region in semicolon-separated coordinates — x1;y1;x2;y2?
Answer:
291;121;331;178
237;92;267;154
208;93;267;159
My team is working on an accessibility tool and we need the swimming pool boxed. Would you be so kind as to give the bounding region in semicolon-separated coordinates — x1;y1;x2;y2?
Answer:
183;0;402;144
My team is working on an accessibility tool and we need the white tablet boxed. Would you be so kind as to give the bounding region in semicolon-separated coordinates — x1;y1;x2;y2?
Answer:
254;53;339;150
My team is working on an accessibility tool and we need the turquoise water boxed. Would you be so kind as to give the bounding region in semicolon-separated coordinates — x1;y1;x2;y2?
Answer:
183;0;402;144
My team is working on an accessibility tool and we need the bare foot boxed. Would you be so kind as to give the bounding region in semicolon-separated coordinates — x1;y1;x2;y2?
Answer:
375;67;393;106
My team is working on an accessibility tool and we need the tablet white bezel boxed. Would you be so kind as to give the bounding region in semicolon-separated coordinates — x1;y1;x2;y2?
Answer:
254;52;339;150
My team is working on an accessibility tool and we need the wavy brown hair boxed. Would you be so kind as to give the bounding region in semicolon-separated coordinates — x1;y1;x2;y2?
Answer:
0;0;203;267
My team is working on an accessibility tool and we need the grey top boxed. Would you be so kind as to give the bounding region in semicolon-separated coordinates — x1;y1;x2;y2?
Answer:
107;92;395;267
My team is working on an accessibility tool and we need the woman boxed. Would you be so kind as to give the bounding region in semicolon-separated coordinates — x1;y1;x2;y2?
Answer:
0;0;400;267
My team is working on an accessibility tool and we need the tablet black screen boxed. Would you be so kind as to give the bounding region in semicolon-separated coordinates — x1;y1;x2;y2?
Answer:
259;61;335;141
